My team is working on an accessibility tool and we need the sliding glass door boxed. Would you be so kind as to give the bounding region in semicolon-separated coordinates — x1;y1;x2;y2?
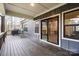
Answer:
48;16;59;44
41;15;59;45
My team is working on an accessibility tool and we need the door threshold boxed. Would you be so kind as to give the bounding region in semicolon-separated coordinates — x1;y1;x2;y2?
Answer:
40;39;60;47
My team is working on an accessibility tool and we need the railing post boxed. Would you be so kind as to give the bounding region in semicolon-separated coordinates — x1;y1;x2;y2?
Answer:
1;16;5;32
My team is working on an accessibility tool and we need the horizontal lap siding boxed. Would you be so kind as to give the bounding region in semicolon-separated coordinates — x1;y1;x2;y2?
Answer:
61;39;79;53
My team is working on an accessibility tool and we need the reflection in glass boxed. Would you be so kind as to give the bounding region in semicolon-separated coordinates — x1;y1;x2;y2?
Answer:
64;9;79;40
48;16;59;44
41;20;48;41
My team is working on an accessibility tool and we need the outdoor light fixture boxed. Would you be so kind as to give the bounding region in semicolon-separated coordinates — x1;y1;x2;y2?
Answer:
30;3;35;7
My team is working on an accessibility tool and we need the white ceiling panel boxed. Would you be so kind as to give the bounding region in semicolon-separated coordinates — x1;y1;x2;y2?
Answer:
4;3;65;19
40;3;61;9
5;4;35;17
11;3;47;14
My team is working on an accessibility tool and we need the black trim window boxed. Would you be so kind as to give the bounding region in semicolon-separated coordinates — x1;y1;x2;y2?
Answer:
63;9;79;40
35;23;39;33
41;20;48;41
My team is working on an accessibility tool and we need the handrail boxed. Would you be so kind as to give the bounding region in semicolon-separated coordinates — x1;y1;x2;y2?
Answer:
0;32;7;49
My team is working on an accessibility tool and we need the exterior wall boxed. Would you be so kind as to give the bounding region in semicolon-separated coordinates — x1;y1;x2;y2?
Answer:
34;3;79;53
22;20;40;41
25;18;79;53
61;39;79;53
24;20;35;38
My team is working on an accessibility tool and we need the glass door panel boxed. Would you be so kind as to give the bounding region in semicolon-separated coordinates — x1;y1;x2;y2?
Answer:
48;16;59;44
41;20;48;41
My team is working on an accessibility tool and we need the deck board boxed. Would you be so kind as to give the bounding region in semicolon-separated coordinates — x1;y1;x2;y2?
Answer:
0;35;72;56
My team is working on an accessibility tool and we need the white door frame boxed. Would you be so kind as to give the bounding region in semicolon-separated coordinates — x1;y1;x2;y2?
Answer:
39;14;61;47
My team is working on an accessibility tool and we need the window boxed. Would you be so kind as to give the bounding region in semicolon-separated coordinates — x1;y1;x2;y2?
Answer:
63;9;79;40
35;22;39;33
41;20;48;41
23;23;28;32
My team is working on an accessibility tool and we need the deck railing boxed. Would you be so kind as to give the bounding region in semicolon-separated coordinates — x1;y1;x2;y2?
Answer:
0;32;7;49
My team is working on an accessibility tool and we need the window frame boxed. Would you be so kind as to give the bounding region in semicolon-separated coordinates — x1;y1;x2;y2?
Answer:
62;7;79;42
41;19;48;41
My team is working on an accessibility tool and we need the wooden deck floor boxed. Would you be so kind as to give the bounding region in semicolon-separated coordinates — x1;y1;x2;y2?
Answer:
0;35;72;56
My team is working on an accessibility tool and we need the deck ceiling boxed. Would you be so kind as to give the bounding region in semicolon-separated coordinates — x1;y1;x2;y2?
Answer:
4;3;64;19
